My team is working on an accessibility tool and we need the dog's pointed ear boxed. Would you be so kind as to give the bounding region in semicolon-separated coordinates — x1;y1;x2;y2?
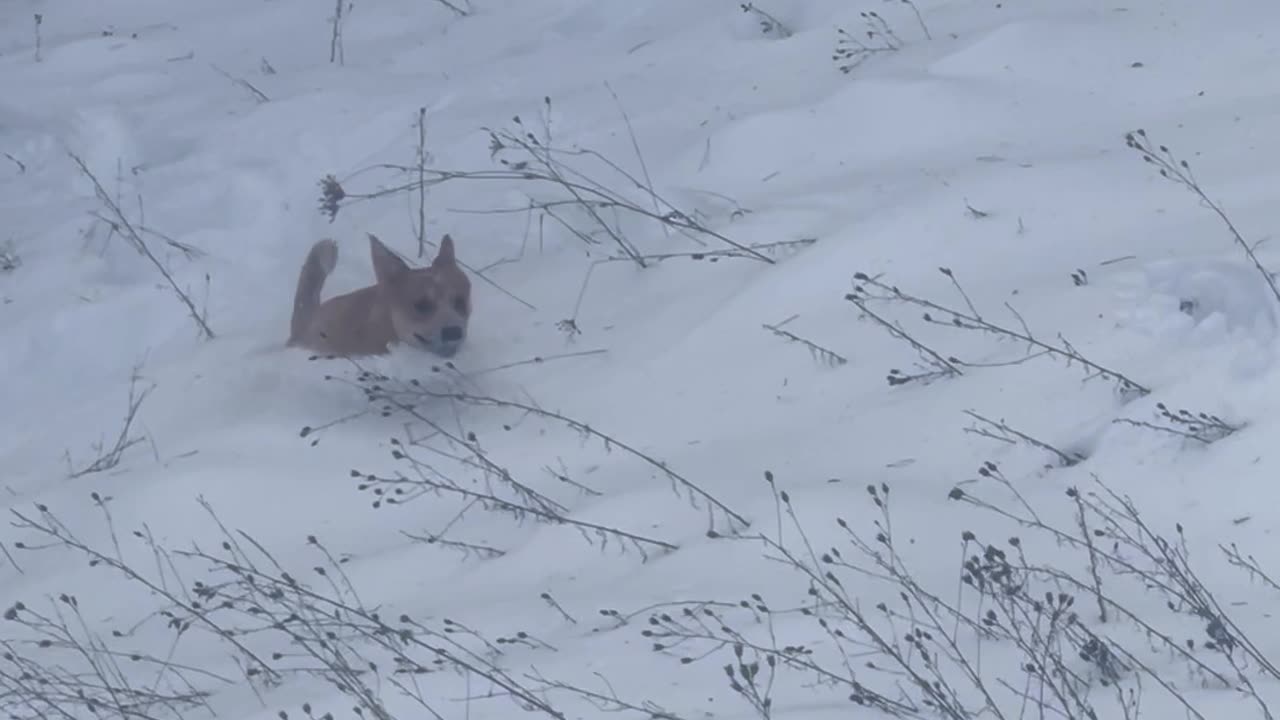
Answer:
369;233;409;284
432;234;457;267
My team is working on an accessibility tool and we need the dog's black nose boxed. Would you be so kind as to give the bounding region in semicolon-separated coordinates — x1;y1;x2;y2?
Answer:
441;325;464;343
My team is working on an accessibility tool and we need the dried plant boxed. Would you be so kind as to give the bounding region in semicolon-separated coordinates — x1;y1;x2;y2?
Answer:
1115;402;1244;445
66;366;154;478
762;314;848;366
1126;129;1280;306
70;153;214;339
847;268;1149;397
318;100;776;267
740;3;792;39
833;12;901;73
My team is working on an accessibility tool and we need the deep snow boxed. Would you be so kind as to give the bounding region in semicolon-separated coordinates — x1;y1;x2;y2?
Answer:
5;0;1280;718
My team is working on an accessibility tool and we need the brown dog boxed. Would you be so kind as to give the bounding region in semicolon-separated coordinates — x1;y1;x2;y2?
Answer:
288;234;472;357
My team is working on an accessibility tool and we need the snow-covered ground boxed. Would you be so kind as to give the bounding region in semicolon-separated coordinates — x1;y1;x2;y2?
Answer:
4;0;1280;717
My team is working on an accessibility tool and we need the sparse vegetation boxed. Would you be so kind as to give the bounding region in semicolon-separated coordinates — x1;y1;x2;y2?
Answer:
832;2;932;73
6;6;1280;720
630;468;1280;720
65;365;154;478
430;0;473;17
70;153;214;339
833;15;901;74
963;409;1086;467
329;0;349;65
32;13;42;63
330;360;753;538
7;303;1273;719
319;98;775;268
2;152;25;175
762;314;848;366
741;3;792;39
846;267;1150;397
0;241;19;273
1126;129;1280;306
211;62;269;103
1115;402;1244;445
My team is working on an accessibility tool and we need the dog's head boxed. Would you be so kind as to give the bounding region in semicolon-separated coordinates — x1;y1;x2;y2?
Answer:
369;233;472;358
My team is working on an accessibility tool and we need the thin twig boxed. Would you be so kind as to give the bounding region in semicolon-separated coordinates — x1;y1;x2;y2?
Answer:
1127;129;1280;307
429;0;471;16
328;0;345;65
962;410;1083;467
68;366;154;478
762;315;847;366
69;153;215;339
3;152;25;174
210;63;269;103
416;107;428;258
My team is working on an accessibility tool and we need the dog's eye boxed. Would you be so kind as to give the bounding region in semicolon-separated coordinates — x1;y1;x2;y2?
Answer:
453;296;468;314
414;298;435;315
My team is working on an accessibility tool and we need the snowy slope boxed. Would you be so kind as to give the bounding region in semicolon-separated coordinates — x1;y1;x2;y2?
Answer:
4;0;1280;718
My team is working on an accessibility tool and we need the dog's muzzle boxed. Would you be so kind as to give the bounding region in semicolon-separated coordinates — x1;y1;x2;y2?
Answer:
415;331;463;358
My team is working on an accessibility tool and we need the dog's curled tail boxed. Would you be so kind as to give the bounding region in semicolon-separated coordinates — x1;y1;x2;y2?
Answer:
289;239;338;345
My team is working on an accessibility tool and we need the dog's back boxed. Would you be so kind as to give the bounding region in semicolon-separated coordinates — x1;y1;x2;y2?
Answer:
288;234;472;358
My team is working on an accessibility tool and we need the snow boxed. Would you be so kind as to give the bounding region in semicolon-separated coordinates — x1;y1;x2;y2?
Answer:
4;0;1280;718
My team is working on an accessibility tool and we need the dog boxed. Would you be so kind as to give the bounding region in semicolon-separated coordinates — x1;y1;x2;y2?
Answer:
288;233;472;357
